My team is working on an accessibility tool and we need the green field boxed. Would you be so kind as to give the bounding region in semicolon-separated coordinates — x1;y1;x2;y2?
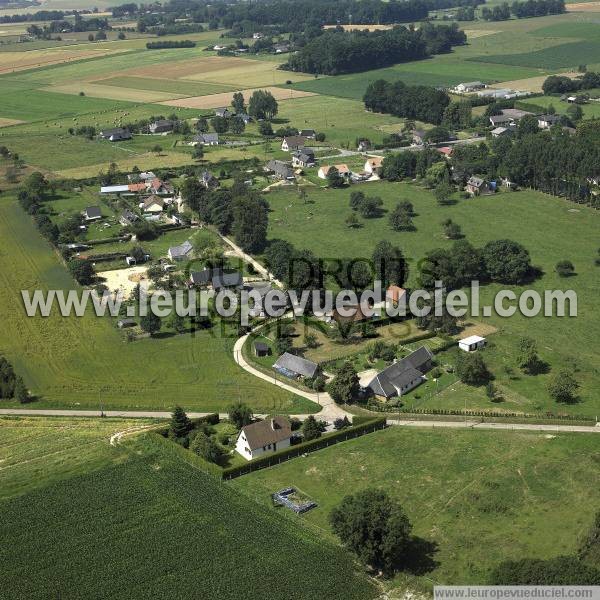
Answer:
471;41;600;69
0;418;376;599
0;197;317;413
233;426;600;588
531;22;600;40
518;95;600;119
265;182;600;416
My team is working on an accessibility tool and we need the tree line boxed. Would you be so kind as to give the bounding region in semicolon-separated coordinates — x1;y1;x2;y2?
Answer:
364;79;451;125
542;71;600;95
284;23;465;75
146;39;196;49
481;0;564;20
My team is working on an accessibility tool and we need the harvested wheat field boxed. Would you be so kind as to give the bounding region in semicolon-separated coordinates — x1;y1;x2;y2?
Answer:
566;1;600;10
0;48;124;75
0;118;25;128
158;86;317;109
463;29;501;38
40;82;187;103
497;72;579;93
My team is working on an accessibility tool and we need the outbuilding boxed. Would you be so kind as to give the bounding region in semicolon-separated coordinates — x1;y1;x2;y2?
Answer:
458;335;487;352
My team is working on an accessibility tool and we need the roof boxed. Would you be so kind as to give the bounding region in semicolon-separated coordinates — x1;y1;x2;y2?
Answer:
437;146;453;156
386;285;406;302
459;335;486;345
195;132;219;143
212;269;242;290
240;416;292;451
367;346;433;398
282;135;307;148
491;127;509;135
254;341;269;352
168;240;193;259
365;156;384;168
539;114;560;123
100;127;130;137
85;206;102;219
467;176;485;187
300;129;315;136
120;209;139;223
267;159;294;178
143;195;164;209
273;352;318;378
459;81;483;87
320;164;350;176
100;184;129;193
128;182;148;193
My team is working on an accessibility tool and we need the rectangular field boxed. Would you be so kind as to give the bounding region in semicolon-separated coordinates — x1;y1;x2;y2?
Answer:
95;75;235;97
0;198;312;413
41;82;188;103
233;427;600;587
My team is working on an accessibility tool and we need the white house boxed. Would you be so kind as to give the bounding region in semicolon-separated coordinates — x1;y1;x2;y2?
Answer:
455;81;485;93
459;335;487;352
235;416;292;461
318;164;351;179
364;156;384;175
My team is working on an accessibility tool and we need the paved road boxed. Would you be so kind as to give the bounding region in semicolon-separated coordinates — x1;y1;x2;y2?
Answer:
1;409;598;434
232;333;350;421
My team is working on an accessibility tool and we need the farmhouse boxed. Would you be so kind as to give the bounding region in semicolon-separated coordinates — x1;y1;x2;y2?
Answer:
83;206;102;221
318;164;351;179
148;178;174;196
459;335;487;352
299;129;316;139
99;127;131;142
168;240;193;261
281;136;307;152
357;139;371;152
273;352;319;379
292;149;316;168
367;346;434;400
142;195;164;213
149;119;174;134
266;159;295;180
455;81;485;93
466;176;489;196
364;156;384;175
235;416;292;461
489;109;532;127
412;129;426;145
437;146;453;158
273;42;291;54
193;133;219;146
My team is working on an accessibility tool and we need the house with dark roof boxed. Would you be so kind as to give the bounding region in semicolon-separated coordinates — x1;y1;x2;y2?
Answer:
119;209;139;227
83;206;102;221
235;416;292;461
149;119;174;134
254;341;270;357
189;268;242;290
367;346;434;400
273;352;319;379
168;240;193;261
215;107;233;118
299;129;316;139
99;127;132;142
273;42;291;54
200;170;220;189
193;132;220;146
281;135;307;152
466;176;489;196
266;159;295;180
292;149;316;168
537;114;561;130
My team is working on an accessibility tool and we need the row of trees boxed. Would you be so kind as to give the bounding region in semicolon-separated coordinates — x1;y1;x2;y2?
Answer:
364;79;451;125
542;71;600;95
284;23;465;75
481;0;564;21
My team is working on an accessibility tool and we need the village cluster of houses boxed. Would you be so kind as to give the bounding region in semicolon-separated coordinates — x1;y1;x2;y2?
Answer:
452;81;531;100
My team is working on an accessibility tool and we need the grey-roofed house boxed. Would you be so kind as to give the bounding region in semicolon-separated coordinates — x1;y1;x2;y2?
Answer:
215;107;233;118
273;352;319;379
292;149;316;168
235;416;292;460
149;119;174;134
273;42;291;54
466;176;489;196
83;206;102;221
200;170;220;189
189;267;242;290
254;341;270;357
168;240;193;261
367;346;433;400
537;114;561;129
281;135;307;152
299;129;316;139
99;127;132;142
266;159;295;180
193;132;220;146
119;209;139;227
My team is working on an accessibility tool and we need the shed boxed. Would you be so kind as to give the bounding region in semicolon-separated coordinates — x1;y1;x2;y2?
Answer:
458;335;486;352
254;341;270;357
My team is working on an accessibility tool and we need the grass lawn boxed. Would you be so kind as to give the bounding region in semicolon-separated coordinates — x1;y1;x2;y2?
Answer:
266;182;600;416
232;426;600;589
0;196;317;414
0;419;376;599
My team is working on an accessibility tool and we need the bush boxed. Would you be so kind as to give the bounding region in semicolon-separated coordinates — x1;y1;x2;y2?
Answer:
555;259;575;277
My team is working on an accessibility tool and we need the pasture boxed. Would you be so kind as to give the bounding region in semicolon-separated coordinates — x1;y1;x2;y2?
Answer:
233;427;600;588
0;197;315;413
265;182;600;415
0;420;375;599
